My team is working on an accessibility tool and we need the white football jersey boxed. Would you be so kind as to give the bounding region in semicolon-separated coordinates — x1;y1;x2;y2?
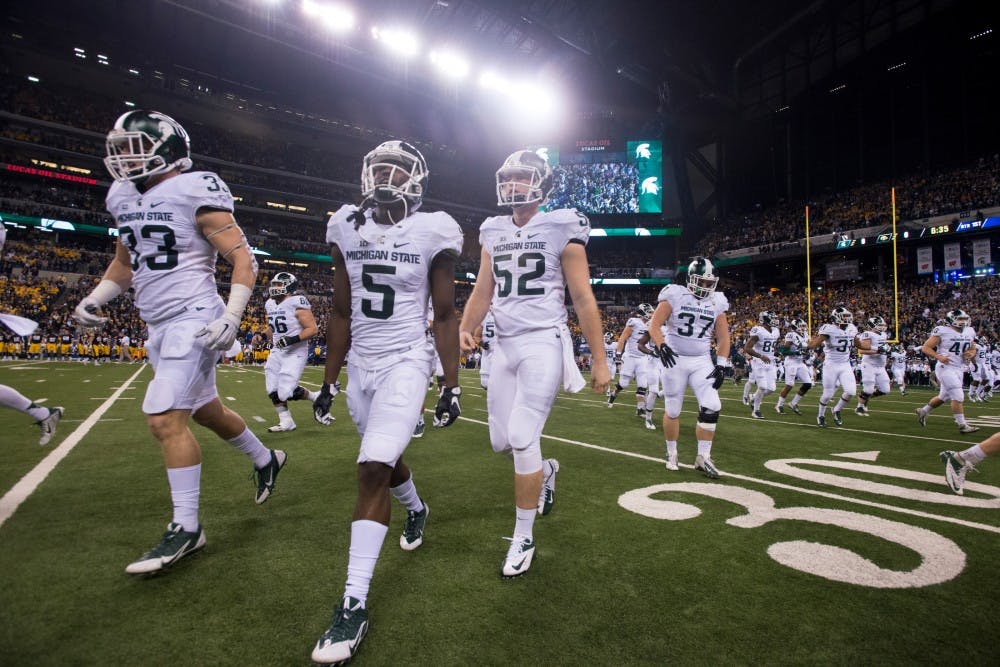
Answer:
818;322;858;363
326;204;463;361
748;325;780;362
479;208;590;337
890;350;907;368
106;171;239;323
658;284;729;357
858;330;888;367
975;344;989;367
783;331;807;357
992;349;1000;369
0;223;6;252
480;311;497;349
622;317;649;357
931;324;976;367
266;294;311;348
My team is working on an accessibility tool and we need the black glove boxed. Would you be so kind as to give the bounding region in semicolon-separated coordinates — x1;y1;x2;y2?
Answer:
876;343;889;355
480;340;490;351
656;343;677;368
614;352;623;371
433;386;462;427
707;364;726;390
313;381;340;425
275;334;301;350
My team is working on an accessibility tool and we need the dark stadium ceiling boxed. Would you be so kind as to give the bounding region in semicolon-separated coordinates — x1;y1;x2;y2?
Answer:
4;0;976;133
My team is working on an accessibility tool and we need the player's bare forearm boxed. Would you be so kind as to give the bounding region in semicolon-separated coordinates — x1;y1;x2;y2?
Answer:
103;242;134;289
323;246;351;385
430;252;460;387
459;248;494;335
649;303;670;347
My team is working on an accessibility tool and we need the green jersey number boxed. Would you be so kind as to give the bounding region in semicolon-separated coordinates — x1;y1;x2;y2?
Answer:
361;264;396;320
119;224;179;271
493;252;546;298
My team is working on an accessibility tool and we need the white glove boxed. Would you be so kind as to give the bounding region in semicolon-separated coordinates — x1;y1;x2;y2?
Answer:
194;312;241;351
74;297;108;327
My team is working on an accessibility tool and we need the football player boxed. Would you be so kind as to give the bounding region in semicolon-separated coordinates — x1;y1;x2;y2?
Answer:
969;336;991;402
603;330;618;390
743;310;780;419
648;257;731;477
73;110;287;575
264;271;320;432
889;343;908;395
807;307;869;427
915;309;979;433
775;318;814;414
855;316;891;416
474;308;497;390
0;225;63;445
459;148;609;580
311;141;463;665
608;303;654;417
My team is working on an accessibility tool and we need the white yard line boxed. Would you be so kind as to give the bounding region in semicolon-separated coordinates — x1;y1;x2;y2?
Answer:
0;365;148;530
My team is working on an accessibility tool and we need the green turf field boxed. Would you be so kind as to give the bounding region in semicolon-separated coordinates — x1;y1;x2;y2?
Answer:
1;361;997;665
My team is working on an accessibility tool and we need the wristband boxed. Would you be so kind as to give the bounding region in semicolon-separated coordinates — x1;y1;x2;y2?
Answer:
90;279;123;306
225;284;252;320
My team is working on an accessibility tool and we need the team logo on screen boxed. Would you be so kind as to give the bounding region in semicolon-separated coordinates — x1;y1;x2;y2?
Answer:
640;176;659;195
535;147;550;162
635;143;651;159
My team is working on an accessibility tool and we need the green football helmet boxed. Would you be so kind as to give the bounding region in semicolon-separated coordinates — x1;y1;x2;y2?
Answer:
104;110;192;183
686;257;718;299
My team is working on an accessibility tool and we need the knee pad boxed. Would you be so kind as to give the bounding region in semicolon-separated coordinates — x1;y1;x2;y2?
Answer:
697;407;720;432
636;386;648;397
799;383;812;394
873;389;886;398
511;441;543;475
664;395;683;419
291;386;307;401
268;390;281;405
859;392;871;401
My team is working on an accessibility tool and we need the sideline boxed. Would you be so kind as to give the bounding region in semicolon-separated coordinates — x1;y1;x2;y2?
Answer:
0;365;148;529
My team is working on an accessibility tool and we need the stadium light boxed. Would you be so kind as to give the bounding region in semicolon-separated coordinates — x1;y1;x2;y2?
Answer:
302;1;355;32
478;69;509;91
429;49;470;80
27;75;40;83
371;26;420;58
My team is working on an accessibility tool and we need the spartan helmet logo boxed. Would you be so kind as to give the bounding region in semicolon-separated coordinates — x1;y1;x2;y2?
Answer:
535;147;550;162
635;143;651;159
641;177;659;195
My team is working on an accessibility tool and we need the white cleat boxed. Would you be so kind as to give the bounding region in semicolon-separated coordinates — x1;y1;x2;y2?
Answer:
665;452;679;471
267;422;297;432
37;407;64;446
694;454;720;479
500;535;536;579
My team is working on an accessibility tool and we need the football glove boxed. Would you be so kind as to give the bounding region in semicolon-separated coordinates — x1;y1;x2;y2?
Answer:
707;364;726;390
876;343;889;355
313;381;340;426
275;334;301;350
655;343;677;369
73;297;108;327
614;351;623;371
194;312;240;351
480;340;490;351
433;386;462;428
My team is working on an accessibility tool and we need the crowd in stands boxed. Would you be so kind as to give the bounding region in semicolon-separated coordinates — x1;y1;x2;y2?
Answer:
548;162;639;214
697;155;1000;256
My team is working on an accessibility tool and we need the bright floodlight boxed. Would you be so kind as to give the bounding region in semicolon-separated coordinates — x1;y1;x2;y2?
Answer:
478;70;509;91
429;49;470;80
372;26;420;58
302;0;355;32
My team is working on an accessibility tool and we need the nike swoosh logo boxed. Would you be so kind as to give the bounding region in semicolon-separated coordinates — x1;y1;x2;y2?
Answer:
393;242;410;248
511;556;529;571
150;201;166;208
528;233;540;239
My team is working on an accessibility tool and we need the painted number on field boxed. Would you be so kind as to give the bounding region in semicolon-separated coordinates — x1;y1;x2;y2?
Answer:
618;481;966;589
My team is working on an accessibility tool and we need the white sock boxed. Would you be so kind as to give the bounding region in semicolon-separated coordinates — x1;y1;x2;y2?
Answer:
0;384;49;420
228;427;273;469
962;444;986;465
954;413;967;427
645;391;656;413
920;404;932;414
834;397;848;413
166;464;201;532
776;395;786;407
665;440;677;456
514;505;536;540
818;401;827;417
753;388;765;411
743;381;752;399
275;405;292;423
697;440;712;457
390;477;423;512
306;389;319;401
344;520;388;604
